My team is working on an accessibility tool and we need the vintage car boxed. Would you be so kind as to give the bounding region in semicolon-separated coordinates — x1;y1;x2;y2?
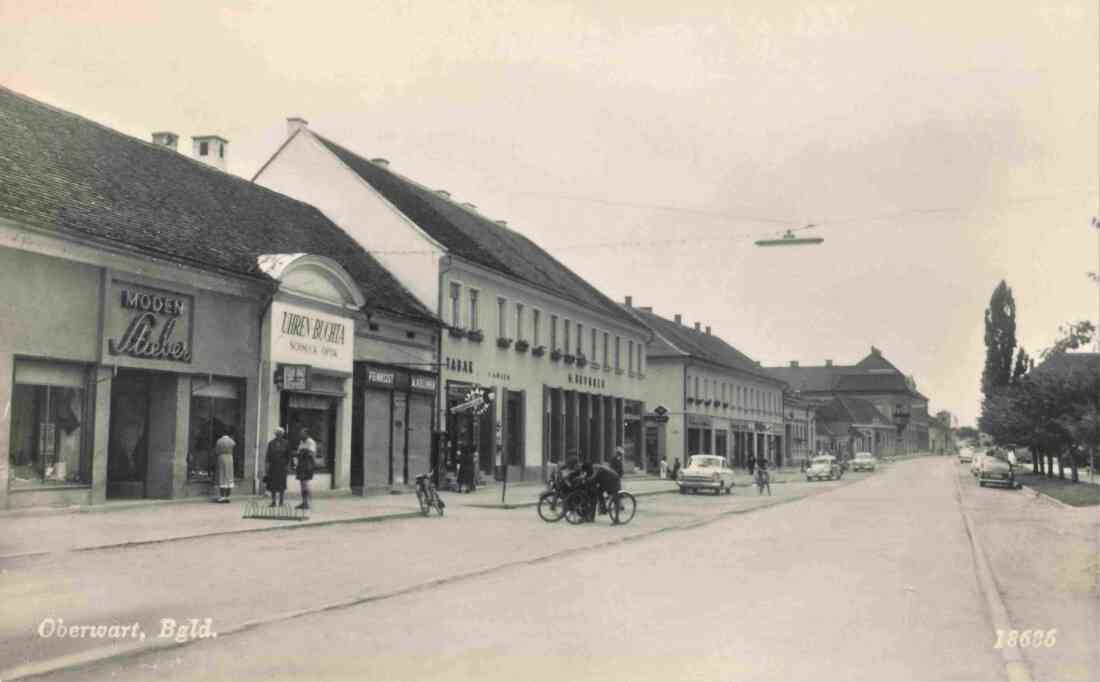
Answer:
957;448;973;464
677;454;735;495
851;452;877;472
806;455;839;481
979;450;1018;488
970;451;985;477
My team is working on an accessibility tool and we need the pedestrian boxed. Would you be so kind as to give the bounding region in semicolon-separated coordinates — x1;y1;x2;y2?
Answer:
214;427;236;503
265;426;289;507
455;446;466;492
464;448;478;493
659;457;668;480
747;455;755;477
611;446;625;477
669;458;681;481
295;428;316;510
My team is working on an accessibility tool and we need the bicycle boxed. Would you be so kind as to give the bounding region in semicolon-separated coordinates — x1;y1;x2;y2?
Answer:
414;471;446;516
563;484;636;525
754;468;772;496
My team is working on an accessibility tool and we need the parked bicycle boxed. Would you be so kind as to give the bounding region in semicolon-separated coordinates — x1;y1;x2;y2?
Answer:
414;471;445;516
562;483;636;525
754;468;772;496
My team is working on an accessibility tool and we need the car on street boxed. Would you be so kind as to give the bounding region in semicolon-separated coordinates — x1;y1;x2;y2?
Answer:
970;451;985;477
978;450;1018;488
851;452;877;472
958;449;973;463
677;454;735;494
806;455;840;481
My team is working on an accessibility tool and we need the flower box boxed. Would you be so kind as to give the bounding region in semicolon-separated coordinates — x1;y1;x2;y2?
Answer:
686;397;695;405
550;349;562;362
615;368;624;375
532;345;547;357
722;402;729;408
467;329;484;343
563;354;576;365
515;339;530;353
704;399;713;406
496;337;513;349
448;327;467;339
576;354;587;367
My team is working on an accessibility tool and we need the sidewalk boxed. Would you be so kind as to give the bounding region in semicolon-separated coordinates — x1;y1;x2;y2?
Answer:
0;475;679;559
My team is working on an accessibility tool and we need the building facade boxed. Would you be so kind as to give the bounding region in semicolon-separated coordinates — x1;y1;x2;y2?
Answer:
783;391;816;467
626;307;787;470
254;121;651;481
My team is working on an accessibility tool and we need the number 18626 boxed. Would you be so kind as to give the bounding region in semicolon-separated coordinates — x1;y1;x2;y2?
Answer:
994;629;1057;648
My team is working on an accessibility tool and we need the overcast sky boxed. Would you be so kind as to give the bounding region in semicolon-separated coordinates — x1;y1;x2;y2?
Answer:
3;0;1097;426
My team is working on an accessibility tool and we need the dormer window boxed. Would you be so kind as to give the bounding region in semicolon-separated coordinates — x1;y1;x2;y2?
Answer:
199;141;209;156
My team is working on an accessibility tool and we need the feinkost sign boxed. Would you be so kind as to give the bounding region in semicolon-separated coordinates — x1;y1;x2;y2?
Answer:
270;301;352;373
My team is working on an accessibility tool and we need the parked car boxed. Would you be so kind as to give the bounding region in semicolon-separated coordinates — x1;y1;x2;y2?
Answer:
851;452;877;472
806;455;839;481
677;455;735;495
958;449;973;464
979;450;1018;488
970;451;985;477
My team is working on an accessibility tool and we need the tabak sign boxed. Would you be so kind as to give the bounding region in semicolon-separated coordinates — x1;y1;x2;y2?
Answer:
105;282;193;364
270;301;352;373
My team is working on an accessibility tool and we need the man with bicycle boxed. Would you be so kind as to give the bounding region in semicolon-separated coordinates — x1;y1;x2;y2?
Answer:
753;454;771;493
578;460;622;520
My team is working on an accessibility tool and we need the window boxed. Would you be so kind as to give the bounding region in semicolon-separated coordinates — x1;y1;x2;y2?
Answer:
603;332;609;366
199;141;209;156
591;328;597;360
218;143;224;159
532;309;541;346
551;315;558;350
189;378;244;481
628;340;634;373
450;282;461;327
694;376;700;399
564;320;571;353
8;361;89;489
615;336;621;368
497;298;507;338
515;303;525;341
576;323;584;355
469;289;479;330
639;345;645;374
722;383;727;402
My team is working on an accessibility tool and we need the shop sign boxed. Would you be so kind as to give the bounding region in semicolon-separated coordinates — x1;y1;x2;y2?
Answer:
445;357;474;374
276;364;310;391
104;282;194;365
411;374;437;394
270;301;352;373
687;415;711;428
568;373;605;389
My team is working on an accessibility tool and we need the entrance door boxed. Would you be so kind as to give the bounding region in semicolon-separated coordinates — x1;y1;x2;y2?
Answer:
362;389;391;487
107;370;151;499
645;424;660;473
504;390;525;481
407;393;432;481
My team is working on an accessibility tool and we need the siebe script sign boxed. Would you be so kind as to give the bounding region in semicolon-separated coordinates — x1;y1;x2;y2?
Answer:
104;282;193;365
270;301;353;373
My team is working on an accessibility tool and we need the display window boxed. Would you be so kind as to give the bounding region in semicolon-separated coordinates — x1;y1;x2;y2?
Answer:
282;393;337;472
188;378;244;481
8;360;90;489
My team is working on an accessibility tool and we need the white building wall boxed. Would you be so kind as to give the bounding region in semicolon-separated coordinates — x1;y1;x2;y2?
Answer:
254;131;444;312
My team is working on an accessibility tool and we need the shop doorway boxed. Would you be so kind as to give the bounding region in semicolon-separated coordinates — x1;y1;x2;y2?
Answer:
107;370;151;498
281;392;338;488
503;389;525;481
716;431;728;460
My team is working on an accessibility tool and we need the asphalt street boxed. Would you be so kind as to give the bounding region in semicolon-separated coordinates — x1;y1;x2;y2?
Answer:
4;458;1090;682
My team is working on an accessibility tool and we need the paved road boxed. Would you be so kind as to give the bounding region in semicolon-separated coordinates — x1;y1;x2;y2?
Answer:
2;458;1039;682
954;461;1100;682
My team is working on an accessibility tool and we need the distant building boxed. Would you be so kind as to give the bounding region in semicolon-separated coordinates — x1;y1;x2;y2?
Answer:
813;396;896;458
765;347;930;455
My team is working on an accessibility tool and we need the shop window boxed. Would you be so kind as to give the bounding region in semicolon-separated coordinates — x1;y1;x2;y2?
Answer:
188;378;244;481
8;361;89;488
469;289;479;330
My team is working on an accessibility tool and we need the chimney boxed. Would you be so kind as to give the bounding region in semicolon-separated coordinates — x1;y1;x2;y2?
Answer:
624;296;633;307
151;131;178;151
825;359;833;367
789;361;799;367
674;314;682;324
436;190;451;198
640;306;653;313
705;326;711;335
191;135;228;172
694;322;701;331
286;117;308;138
371;158;390;167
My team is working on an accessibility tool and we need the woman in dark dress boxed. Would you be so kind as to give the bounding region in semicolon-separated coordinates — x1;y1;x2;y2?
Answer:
265;427;289;506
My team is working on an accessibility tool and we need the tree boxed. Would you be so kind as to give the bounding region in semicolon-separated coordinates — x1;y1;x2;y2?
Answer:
1011;346;1033;385
1038;321;1095;361
981;281;1017;399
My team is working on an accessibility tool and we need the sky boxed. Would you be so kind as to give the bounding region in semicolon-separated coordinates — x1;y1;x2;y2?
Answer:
2;0;1097;426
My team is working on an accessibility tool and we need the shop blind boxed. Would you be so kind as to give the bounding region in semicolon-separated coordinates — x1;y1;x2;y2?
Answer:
14;359;85;388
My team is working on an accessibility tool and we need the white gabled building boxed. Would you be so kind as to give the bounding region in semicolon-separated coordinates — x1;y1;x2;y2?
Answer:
254;121;653;483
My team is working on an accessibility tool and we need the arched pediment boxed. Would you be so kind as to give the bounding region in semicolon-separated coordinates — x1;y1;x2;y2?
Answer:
257;253;365;309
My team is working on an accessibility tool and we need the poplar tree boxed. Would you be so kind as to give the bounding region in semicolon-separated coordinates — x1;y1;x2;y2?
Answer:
981;281;1017;399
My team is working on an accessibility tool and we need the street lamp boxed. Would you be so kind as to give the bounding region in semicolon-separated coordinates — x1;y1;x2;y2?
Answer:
755;224;824;247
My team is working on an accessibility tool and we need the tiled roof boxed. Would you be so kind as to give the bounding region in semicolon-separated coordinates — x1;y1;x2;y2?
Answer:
310;134;643;330
765;348;914;395
0;86;437;323
626;307;780;383
816;396;892;426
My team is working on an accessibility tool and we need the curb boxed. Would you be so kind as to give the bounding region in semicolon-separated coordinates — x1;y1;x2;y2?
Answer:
952;469;1034;682
0;479;850;682
0;510;424;561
